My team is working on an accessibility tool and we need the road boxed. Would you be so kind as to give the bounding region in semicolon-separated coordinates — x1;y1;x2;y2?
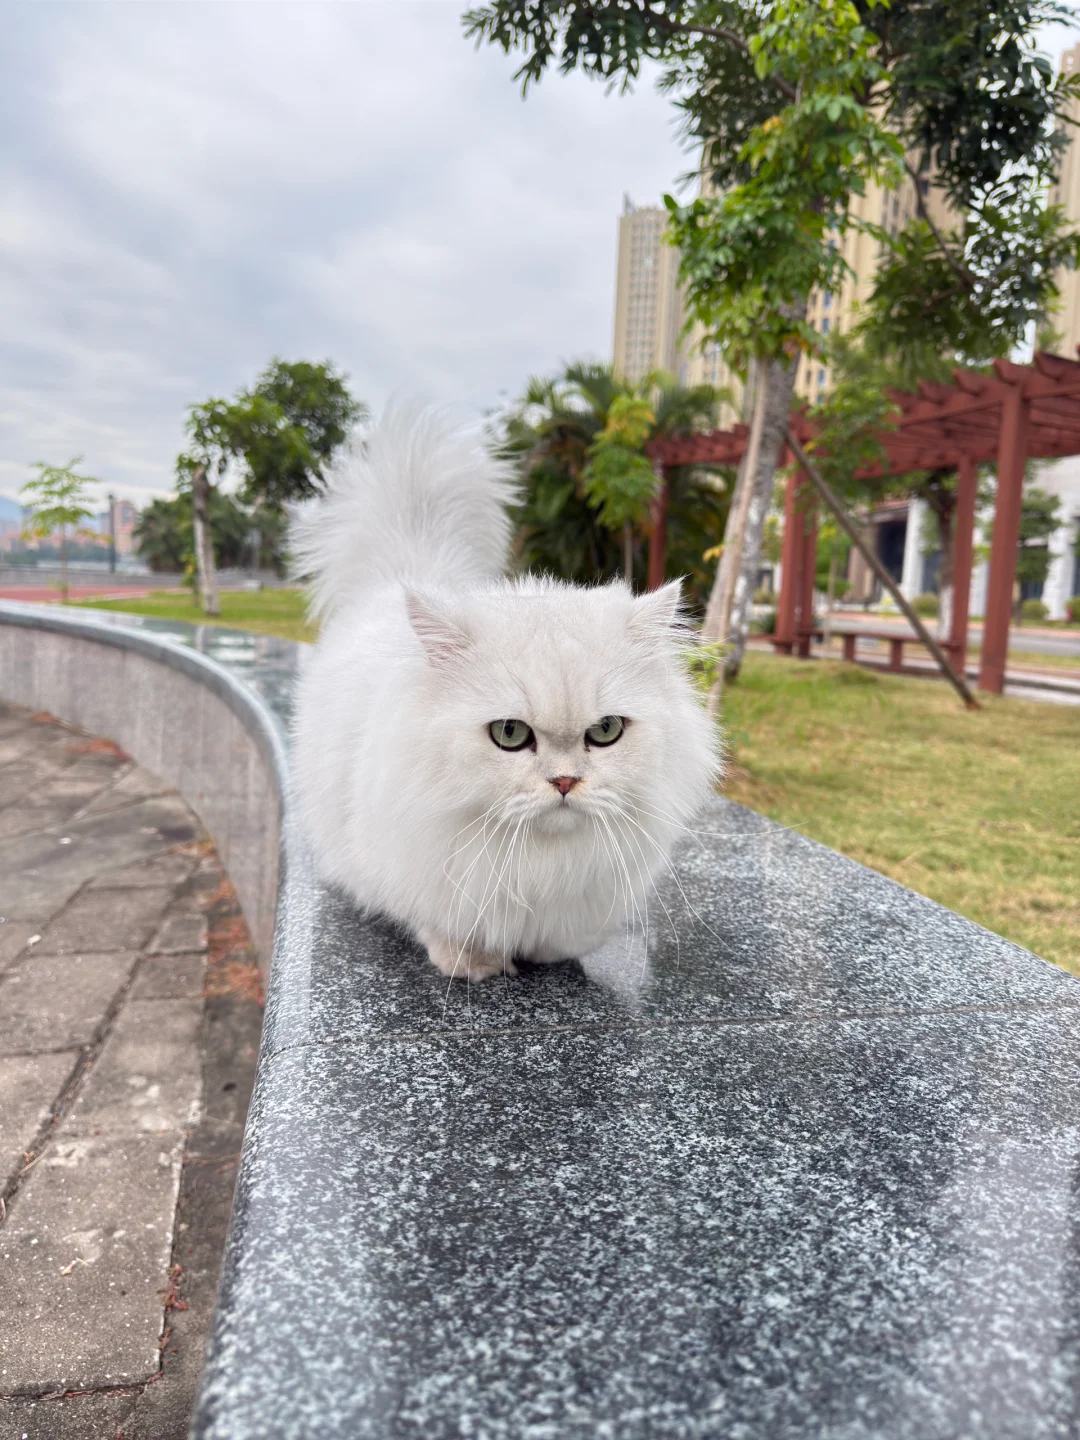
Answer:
825;613;1080;659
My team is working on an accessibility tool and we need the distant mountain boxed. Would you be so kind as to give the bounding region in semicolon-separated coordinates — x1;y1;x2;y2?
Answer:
0;496;21;524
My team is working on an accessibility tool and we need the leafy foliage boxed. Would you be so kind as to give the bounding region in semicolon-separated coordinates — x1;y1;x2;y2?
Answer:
133;492;287;574
583;393;658;530
245;360;367;508
984;484;1063;593
178;359;365;512
468;0;1080;372
495;360;730;600
20;457;98;541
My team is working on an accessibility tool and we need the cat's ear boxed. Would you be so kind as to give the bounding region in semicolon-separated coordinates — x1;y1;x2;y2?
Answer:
405;592;472;666
628;579;683;642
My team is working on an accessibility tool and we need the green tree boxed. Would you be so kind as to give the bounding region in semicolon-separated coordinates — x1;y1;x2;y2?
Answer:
584;392;658;581
133;497;190;573
134;491;287;576
984;484;1062;621
20;457;100;602
467;0;1080;678
498;361;727;595
245;359;367;509
178;359;364;613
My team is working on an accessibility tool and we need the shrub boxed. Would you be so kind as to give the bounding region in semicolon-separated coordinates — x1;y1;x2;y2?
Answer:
753;585;773;604
1020;598;1049;623
1066;596;1080;623
911;593;939;617
751;608;777;635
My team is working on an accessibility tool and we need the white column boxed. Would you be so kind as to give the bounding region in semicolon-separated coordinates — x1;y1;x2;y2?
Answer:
900;499;925;600
1043;516;1077;620
970;560;988;621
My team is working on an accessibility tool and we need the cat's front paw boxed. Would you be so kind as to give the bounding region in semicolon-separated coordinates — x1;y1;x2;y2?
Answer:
419;931;517;983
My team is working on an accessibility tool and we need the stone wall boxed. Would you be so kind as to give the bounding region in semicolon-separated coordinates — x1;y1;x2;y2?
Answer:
0;608;284;971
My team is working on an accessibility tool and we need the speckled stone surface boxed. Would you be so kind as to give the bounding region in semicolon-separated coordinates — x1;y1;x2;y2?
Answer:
7;604;1078;1437
198;801;1080;1439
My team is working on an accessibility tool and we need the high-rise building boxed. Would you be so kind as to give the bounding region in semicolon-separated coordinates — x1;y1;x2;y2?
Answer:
612;197;687;384
1048;42;1080;355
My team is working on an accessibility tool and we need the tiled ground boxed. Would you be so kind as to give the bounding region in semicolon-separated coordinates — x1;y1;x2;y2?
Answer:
0;702;263;1440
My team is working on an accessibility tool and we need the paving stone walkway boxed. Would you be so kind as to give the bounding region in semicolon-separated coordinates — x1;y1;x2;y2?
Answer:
0;702;264;1439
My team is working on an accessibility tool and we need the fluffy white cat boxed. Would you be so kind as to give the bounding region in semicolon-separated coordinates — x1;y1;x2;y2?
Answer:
291;403;721;981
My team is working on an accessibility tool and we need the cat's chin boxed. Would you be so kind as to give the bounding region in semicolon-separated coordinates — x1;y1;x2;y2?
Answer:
534;805;589;836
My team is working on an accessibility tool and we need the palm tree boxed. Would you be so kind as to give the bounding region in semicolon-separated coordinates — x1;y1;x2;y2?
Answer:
499;361;730;596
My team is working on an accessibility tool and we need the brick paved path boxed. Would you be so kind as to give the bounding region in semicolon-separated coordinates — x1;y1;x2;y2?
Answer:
0;702;263;1439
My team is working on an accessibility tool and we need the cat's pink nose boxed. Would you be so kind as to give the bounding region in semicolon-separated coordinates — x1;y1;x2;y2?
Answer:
550;776;581;797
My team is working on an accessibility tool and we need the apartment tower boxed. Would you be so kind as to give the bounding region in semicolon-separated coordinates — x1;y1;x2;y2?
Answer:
612;197;687;384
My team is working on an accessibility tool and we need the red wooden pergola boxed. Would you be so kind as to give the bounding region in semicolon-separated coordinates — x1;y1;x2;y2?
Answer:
648;351;1080;694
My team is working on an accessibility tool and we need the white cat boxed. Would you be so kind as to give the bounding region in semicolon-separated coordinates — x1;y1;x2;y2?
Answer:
291;403;721;981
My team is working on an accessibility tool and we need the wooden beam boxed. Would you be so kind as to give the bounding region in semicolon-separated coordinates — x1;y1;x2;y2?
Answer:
785;429;980;709
950;455;978;671
979;385;1029;694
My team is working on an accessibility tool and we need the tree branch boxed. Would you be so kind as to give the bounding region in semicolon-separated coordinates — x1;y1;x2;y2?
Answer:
786;428;979;709
655;17;797;99
903;160;976;290
576;4;799;101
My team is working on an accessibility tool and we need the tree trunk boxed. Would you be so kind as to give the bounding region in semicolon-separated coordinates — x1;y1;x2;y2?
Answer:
702;356;799;691
826;546;838;643
623;522;634;588
191;463;220;617
937;516;954;639
646;461;669;591
924;476;956;638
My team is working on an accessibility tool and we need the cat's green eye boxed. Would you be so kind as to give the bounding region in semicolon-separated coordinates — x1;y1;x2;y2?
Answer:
489;719;534;751
585;715;624;747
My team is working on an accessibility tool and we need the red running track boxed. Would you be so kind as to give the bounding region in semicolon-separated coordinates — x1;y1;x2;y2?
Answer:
0;586;157;602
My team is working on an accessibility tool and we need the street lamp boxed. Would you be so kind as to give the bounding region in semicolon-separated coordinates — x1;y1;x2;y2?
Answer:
107;492;116;574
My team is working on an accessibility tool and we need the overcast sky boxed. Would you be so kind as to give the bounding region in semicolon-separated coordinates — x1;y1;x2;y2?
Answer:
2;2;1077;510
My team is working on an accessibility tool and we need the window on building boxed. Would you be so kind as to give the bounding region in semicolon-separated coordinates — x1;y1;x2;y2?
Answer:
821;318;830;334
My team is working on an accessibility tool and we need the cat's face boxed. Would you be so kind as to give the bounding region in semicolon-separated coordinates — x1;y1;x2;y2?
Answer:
405;578;719;841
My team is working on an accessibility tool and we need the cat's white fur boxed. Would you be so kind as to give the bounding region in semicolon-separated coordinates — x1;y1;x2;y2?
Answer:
291;402;722;981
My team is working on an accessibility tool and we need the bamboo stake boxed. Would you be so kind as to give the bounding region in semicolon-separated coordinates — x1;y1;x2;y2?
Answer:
785;428;980;711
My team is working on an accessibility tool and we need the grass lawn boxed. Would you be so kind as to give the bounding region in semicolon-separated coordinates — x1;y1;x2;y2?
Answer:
71;589;1079;969
720;652;1080;972
73;587;317;644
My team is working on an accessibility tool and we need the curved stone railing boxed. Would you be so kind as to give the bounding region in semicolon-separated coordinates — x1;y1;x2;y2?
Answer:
0;601;293;965
4;599;1080;1439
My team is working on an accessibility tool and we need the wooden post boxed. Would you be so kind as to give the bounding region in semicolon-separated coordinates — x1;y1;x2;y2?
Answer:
646;463;670;592
949;456;977;675
774;470;801;653
978;386;1028;694
785;428;979;709
795;501;817;658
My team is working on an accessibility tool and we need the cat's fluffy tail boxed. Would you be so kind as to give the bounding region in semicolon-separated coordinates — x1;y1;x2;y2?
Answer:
291;401;517;624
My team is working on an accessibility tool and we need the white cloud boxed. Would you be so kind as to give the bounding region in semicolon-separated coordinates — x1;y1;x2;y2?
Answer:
4;3;1072;510
0;0;686;506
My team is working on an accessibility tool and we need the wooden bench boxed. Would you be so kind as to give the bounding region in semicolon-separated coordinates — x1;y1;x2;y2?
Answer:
831;627;965;672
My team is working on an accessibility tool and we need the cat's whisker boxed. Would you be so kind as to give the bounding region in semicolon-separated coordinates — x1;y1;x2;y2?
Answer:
596;809;642;970
457;812;523;968
606;805;680;976
611;804;737;960
593;816;623;933
621;798;718;855
603;806;666;982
